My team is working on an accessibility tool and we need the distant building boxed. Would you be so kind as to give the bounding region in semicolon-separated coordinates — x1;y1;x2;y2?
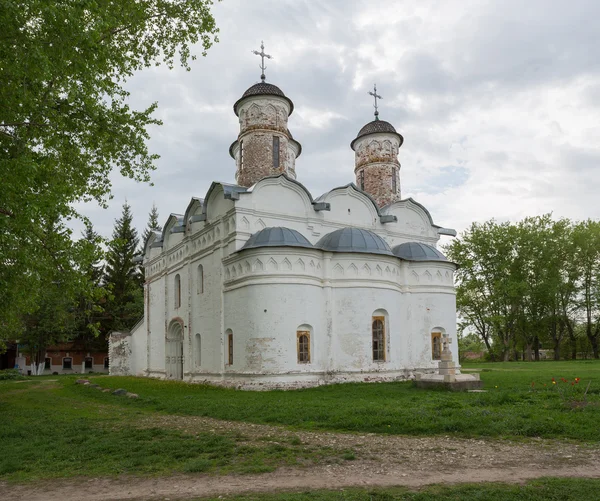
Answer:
14;341;109;375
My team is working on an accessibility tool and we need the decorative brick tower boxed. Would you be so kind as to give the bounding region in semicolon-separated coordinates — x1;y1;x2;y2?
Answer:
351;85;403;208
229;42;301;187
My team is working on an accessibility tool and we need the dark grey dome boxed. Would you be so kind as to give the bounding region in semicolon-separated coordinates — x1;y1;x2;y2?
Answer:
234;82;294;115
241;227;313;250
392;242;447;261
350;119;404;150
315;228;393;256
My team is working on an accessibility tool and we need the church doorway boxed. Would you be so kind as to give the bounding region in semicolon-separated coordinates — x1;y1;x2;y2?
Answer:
166;320;184;380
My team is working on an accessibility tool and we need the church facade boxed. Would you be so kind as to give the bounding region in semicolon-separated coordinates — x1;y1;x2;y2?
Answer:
109;70;459;389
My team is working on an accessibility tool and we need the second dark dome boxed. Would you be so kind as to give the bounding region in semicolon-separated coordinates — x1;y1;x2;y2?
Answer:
351;119;404;150
234;82;294;116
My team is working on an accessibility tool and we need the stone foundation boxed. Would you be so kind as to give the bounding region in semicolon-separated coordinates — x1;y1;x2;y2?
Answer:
149;368;436;391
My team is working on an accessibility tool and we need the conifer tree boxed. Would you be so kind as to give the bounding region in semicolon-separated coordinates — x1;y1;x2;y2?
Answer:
140;203;162;283
73;223;108;351
103;202;143;332
142;203;162;246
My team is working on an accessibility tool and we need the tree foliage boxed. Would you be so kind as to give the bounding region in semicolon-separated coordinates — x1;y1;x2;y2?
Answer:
142;203;162;246
103;203;144;332
446;216;600;360
0;1;219;346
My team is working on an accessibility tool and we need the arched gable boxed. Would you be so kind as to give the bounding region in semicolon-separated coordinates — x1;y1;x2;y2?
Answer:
202;182;246;221
144;231;161;256
184;197;203;227
247;174;314;217
161;214;184;251
315;184;380;226
381;198;446;239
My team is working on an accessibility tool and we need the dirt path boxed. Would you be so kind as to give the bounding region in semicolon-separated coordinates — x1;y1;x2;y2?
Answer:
4;414;600;501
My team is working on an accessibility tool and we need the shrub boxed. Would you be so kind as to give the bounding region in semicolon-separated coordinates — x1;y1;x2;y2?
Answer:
0;369;25;381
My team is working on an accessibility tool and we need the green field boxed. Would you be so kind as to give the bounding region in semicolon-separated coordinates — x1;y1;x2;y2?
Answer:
75;360;600;440
1;360;599;483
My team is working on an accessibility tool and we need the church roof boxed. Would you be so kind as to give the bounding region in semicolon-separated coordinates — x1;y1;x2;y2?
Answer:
392;242;447;262
233;82;295;116
241;227;313;250
315;228;393;256
350;119;404;150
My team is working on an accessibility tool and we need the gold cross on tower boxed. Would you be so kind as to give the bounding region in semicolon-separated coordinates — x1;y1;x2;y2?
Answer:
251;41;273;82
368;84;382;120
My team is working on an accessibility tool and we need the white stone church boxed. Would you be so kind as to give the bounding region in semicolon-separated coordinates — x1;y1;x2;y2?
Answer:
109;63;459;389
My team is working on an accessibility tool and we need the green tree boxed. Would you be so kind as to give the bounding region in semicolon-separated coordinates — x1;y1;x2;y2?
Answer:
72;223;108;349
446;220;525;361
574;220;600;359
140;202;162;283
19;219;103;372
0;0;218;347
103;203;143;332
142;203;162;246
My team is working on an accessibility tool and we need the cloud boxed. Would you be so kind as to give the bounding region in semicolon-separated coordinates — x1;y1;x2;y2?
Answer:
73;0;600;242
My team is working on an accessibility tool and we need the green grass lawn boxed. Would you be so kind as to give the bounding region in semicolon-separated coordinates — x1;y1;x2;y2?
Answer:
81;360;600;441
195;478;600;501
1;360;599;483
0;379;350;482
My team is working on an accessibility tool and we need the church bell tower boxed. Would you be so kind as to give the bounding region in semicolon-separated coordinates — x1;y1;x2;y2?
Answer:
229;42;302;188
351;85;403;208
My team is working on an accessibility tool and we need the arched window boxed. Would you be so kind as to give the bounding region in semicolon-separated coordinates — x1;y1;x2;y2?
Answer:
226;329;233;365
431;328;445;360
195;333;201;367
197;264;204;294
297;331;310;363
174;274;181;308
372;317;385;362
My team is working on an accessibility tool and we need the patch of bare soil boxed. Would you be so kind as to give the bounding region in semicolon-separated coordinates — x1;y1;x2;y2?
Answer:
3;414;600;501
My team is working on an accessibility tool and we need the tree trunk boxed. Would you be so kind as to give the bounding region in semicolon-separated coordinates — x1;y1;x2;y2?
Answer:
534;336;540;361
567;322;577;360
591;336;599;359
554;343;561;360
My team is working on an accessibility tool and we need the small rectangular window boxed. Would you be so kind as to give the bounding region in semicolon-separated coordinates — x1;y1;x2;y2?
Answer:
197;264;204;294
228;333;234;365
273;136;280;168
391;168;397;193
84;357;93;369
359;170;364;190
240;140;244;171
44;358;51;370
432;332;442;360
174;274;181;308
63;357;72;370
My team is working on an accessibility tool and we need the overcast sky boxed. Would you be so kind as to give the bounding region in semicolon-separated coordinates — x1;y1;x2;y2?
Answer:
77;0;600;244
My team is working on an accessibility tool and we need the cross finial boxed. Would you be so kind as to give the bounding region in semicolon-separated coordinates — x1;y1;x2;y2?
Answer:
251;40;273;82
368;84;382;120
